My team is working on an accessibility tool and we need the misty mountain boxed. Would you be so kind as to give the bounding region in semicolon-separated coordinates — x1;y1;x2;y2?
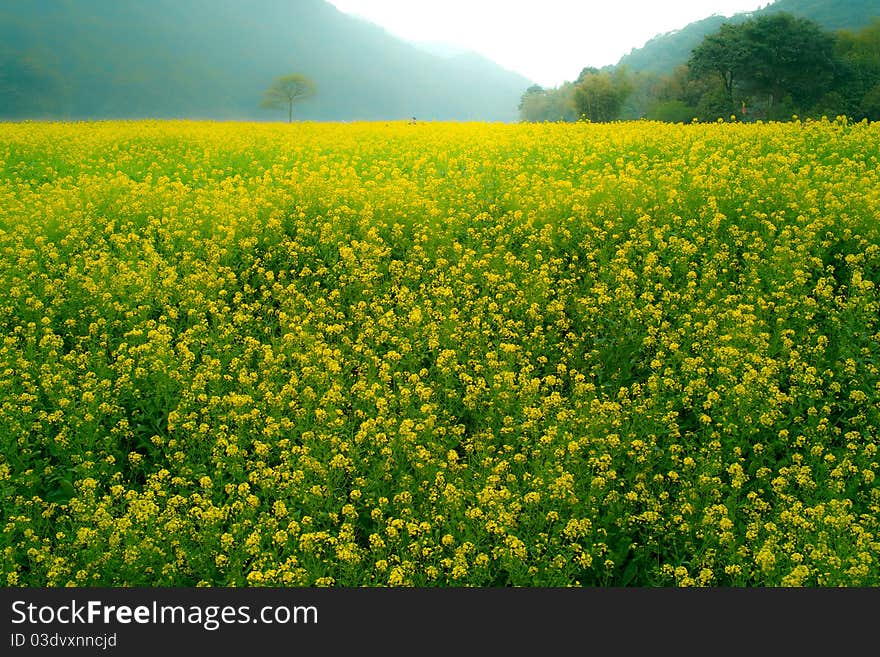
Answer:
0;0;532;121
618;0;879;74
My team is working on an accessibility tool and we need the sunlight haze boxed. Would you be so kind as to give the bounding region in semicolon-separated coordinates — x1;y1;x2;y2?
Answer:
327;0;772;86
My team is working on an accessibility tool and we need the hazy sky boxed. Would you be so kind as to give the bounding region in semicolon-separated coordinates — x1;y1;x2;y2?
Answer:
327;0;771;86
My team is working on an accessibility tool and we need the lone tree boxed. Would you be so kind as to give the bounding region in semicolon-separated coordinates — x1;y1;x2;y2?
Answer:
261;74;315;122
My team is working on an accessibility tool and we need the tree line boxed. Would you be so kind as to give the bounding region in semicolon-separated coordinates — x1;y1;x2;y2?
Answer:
520;14;880;123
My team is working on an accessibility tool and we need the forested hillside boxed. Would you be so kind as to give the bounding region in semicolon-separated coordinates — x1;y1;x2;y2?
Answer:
619;0;878;75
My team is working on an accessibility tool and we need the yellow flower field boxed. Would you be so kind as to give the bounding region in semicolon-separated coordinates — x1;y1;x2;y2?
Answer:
1;118;878;586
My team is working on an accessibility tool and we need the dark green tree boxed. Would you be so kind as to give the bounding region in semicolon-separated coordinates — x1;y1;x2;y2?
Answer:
687;22;751;115
688;13;839;119
744;13;836;114
859;83;880;120
835;19;880;120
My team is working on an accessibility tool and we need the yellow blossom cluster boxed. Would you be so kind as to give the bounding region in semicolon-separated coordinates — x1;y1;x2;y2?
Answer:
1;117;878;586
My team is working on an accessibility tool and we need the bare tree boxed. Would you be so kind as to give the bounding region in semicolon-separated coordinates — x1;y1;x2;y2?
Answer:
261;74;316;122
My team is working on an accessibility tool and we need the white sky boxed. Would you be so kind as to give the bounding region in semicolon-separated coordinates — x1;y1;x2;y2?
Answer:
327;0;771;86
